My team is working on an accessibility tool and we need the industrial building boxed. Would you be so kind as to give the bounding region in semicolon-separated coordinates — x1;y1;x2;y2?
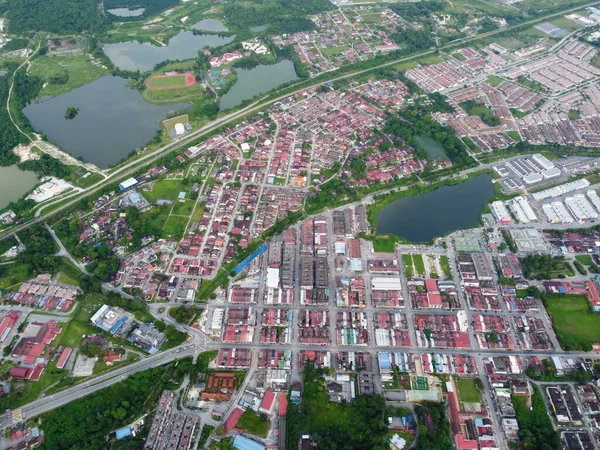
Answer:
532;178;590;201
565;194;598;222
542;202;574;224
511;196;537;223
490;201;511;224
118;177;139;191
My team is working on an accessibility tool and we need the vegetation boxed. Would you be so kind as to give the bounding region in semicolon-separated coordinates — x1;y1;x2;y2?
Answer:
440;255;452;278
520;254;574;280
65;106;80;120
574;260;588;275
7;0;105;34
286;364;389;450
39;361;193;449
414;402;453;450
513;386;561;450
459;100;500;126
169;305;199;324
236;409;270;438
222;0;334;34
544;294;600;351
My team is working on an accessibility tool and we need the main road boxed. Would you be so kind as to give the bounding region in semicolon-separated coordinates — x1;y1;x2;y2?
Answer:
1;0;599;241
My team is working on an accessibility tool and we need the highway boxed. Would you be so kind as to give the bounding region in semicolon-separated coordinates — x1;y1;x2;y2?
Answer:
1;0;599;242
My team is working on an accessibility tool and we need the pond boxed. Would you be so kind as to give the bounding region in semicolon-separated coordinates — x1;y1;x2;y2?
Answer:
23;76;188;169
416;136;448;160
0;166;38;209
250;25;267;32
104;31;235;71
375;174;493;242
192;18;229;32
107;7;146;17
219;60;299;110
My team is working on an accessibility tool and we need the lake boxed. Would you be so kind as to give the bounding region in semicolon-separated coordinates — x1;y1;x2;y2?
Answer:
376;174;493;242
107;7;146;17
192;19;229;32
219;60;299;110
24;76;188;169
416;136;448;160
104;31;235;71
0;166;38;209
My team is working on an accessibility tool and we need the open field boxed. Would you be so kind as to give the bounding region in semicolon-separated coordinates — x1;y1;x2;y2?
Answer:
171;199;195;216
456;378;481;404
575;255;594;265
545;294;600;350
29;55;109;97
163;215;188;238
143;179;186;204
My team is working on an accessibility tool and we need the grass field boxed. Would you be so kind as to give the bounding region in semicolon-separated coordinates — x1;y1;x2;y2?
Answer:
171;199;195;216
394;55;443;73
440;255;452;278
371;235;399;253
144;180;186;204
403;254;414;278
413;254;425;276
575;255;594;265
148;75;189;88
143;82;205;104
29;55;109;97
236;409;270;438
0;262;31;290
321;46;348;57
163;216;188;238
545;294;600;350
456;378;481;404
487;75;504;86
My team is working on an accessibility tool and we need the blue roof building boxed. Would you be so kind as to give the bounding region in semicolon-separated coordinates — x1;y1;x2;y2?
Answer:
233;435;265;450
115;427;132;440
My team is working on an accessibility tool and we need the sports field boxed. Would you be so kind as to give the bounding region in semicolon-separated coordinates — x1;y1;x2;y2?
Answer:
146;73;195;90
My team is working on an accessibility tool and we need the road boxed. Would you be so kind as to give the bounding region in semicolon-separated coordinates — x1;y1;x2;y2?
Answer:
1;0;599;241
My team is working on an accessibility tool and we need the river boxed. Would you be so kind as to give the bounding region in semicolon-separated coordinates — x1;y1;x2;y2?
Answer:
104;31;235;71
375;174;493;242
192;19;229;32
219;60;299;110
23;76;188;169
107;7;146;17
0;166;38;209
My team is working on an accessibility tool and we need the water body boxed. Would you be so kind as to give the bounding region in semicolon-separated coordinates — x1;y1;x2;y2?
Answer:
0;166;38;209
416;136;448;160
107;7;146;17
104;31;235;71
250;25;267;32
220;61;299;110
192;18;229;32
24;76;187;169
376;174;493;242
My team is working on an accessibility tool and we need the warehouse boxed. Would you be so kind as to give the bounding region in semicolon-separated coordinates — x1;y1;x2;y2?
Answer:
371;277;402;291
587;190;600;212
490;201;512;224
532;179;590;201
532;153;555;170
118;177;138;191
565;194;598;222
542;203;574;224
511;196;537;223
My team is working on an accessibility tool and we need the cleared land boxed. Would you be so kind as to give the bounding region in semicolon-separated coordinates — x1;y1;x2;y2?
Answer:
545;294;600;350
